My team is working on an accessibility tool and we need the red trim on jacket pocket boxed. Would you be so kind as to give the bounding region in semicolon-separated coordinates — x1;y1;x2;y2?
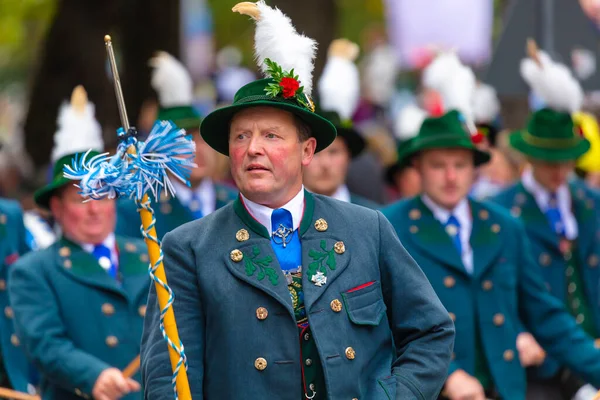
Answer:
347;281;375;293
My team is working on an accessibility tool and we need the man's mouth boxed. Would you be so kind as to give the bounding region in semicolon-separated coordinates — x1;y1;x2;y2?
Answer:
246;164;269;172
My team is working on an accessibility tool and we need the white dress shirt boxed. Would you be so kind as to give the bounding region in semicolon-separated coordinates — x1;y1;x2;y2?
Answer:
80;233;119;270
173;178;217;217
330;185;351;203
241;187;305;236
422;194;474;274
521;167;578;240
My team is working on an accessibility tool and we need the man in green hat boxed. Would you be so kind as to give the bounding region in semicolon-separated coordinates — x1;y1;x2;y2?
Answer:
382;109;600;400
303;39;379;209
116;52;237;240
141;2;454;399
492;49;600;399
9;86;150;400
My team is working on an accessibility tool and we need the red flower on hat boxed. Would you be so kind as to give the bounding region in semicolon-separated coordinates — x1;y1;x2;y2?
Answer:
280;77;300;98
471;130;485;144
574;125;585;137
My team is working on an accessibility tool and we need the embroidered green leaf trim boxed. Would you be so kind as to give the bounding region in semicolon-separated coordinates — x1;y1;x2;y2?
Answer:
244;246;278;286
308;240;337;279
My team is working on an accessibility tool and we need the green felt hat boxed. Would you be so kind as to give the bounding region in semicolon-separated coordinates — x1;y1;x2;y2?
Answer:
34;151;100;209
200;77;337;156
157;106;202;131
397;110;491;167
317;110;364;158
509;108;590;162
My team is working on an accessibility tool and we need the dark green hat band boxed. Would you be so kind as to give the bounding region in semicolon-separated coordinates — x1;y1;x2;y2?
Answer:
520;130;583;149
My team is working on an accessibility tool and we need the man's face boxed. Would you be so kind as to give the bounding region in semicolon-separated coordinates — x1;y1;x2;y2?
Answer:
414;148;475;210
50;184;116;244
530;159;576;192
229;107;316;208
189;129;218;186
303;137;350;196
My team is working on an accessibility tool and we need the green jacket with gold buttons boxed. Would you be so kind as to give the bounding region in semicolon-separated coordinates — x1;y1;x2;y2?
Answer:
492;179;600;379
8;235;151;400
115;182;238;240
141;191;455;400
0;199;37;393
382;195;600;400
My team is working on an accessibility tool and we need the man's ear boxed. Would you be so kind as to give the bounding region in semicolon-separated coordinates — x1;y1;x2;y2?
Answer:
301;137;317;167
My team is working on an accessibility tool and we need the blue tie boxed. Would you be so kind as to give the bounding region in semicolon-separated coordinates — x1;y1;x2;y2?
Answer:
270;208;302;272
445;215;462;256
545;194;565;237
92;244;117;279
188;192;204;219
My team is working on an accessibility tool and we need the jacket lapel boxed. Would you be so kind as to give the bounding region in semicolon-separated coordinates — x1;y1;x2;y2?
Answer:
56;238;127;298
224;238;295;319
512;183;560;251
300;234;351;312
470;201;504;280
404;197;467;276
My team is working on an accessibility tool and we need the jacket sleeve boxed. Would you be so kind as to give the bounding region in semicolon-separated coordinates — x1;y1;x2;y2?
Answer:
140;230;204;400
377;212;455;400
8;258;110;396
516;221;600;387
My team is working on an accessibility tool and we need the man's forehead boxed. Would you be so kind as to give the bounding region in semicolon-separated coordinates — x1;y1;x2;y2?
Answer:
231;107;294;127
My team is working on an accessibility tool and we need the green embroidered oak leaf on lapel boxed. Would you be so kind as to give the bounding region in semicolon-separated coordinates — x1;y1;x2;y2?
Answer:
244;246;278;286
308;239;337;280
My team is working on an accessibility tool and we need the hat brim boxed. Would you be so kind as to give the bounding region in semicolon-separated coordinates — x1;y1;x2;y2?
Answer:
397;135;491;169
34;176;73;210
200;101;337;156
509;131;591;162
336;127;365;158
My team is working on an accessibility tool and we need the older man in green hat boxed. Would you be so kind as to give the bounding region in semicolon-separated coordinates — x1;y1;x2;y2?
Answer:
9;86;150;400
141;2;454;399
382;108;600;400
116;52;237;240
492;49;600;399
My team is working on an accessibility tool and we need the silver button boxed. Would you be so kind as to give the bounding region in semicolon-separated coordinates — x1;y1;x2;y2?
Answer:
309;384;315;390
305;359;312;366
304;332;310;341
566;267;574;277
576;314;585;324
98;256;112;269
568;283;577;294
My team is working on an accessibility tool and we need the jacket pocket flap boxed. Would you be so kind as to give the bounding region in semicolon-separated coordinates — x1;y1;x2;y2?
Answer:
342;280;386;326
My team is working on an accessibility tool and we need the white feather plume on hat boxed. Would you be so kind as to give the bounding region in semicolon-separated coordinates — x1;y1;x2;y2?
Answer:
473;83;500;124
394;104;428;141
423;51;476;123
149;51;194;107
51;85;103;163
235;1;317;96
318;39;360;120
520;50;583;113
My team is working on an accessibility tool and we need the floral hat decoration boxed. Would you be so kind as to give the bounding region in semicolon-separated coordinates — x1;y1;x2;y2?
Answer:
200;1;337;156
